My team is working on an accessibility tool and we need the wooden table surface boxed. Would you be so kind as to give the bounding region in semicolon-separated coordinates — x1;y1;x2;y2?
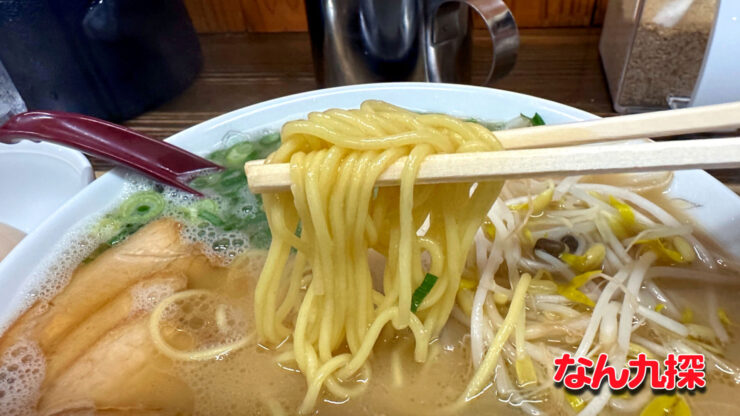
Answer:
118;27;739;193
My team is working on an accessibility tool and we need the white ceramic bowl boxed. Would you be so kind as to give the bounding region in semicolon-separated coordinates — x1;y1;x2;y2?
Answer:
0;83;738;326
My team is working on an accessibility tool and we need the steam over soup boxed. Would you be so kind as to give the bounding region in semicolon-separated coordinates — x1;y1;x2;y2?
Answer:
1;102;739;416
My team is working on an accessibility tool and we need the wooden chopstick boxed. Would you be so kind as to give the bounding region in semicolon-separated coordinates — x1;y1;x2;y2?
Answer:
495;101;740;150
246;137;740;193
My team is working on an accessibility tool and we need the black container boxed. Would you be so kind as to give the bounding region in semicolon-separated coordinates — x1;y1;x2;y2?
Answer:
0;0;202;121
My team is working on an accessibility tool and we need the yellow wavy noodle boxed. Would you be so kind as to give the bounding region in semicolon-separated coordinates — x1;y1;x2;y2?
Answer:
254;100;504;412
149;289;251;362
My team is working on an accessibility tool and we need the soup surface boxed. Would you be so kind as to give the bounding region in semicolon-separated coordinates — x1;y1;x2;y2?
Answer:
3;215;738;415
0;219;505;415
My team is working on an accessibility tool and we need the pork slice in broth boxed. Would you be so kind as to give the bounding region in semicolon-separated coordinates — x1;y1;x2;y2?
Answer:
38;317;193;415
0;219;222;414
42;274;187;383
0;219;197;358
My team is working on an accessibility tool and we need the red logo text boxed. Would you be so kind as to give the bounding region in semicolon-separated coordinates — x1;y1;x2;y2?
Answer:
553;353;706;391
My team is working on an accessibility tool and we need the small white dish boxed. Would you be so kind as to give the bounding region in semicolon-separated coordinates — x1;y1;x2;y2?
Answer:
0;140;93;233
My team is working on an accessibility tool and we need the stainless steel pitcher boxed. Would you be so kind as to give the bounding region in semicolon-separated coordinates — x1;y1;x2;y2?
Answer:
305;0;518;86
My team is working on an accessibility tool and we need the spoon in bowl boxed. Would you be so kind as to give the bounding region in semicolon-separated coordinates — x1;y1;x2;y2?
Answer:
0;111;223;196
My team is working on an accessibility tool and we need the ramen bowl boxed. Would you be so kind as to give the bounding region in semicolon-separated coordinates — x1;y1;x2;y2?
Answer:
1;82;738;330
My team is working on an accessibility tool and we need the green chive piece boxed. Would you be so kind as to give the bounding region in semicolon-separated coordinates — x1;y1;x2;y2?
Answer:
520;112;546;127
207;148;229;165
224;142;257;169
117;191;166;224
107;223;144;246
82;243;112;263
411;273;439;312
531;113;546;126
198;210;224;227
198;210;225;226
259;132;281;146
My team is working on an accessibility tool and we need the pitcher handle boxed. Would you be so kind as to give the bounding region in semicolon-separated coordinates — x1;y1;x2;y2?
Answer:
464;0;519;84
426;0;518;85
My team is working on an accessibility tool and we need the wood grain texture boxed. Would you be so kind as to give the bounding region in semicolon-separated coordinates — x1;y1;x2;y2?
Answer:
246;138;740;193
485;28;612;115
591;0;610;25
185;0;610;33
239;0;308;32
183;0;247;32
504;0;598;27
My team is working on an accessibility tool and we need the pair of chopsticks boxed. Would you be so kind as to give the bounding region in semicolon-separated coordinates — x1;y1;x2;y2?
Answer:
245;102;740;193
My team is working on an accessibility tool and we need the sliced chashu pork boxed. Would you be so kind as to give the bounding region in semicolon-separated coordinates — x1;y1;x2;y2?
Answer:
0;219;225;414
39;317;193;415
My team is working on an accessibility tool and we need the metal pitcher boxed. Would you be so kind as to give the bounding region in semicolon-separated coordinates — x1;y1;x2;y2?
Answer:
305;0;519;86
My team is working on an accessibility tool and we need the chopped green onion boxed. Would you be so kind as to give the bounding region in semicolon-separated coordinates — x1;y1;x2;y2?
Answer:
198;210;225;227
248;229;272;248
107;223;144;246
117;191;165;224
531;113;545;126
259;132;281;146
521;112;546;126
89;136;279;261
221;170;247;185
207;148;229;165
224;142;257;169
241;211;267;225
411;273;439;312
83;243;112;264
84;192;164;261
189;172;221;189
179;199;219;221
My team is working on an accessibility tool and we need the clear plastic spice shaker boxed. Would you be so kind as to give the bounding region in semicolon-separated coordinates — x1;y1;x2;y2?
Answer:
600;0;718;113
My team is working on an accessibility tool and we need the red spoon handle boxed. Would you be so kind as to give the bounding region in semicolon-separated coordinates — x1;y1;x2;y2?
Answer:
0;111;222;195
